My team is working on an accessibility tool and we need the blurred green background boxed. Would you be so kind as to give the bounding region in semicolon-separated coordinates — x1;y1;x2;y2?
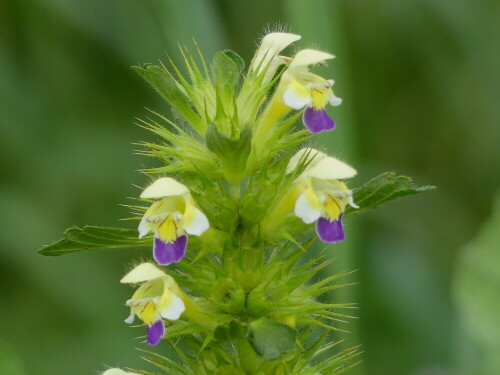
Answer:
1;0;499;374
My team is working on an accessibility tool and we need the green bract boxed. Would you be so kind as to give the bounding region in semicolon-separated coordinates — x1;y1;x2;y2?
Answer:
38;32;434;375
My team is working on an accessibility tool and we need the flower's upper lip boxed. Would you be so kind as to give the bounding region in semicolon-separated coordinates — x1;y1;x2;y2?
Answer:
252;32;301;74
288;49;335;70
120;263;167;284
140;177;189;199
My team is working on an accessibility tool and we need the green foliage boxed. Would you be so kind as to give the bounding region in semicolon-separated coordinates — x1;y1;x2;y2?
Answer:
248;318;297;360
346;172;436;217
38;226;150;256
133;64;205;134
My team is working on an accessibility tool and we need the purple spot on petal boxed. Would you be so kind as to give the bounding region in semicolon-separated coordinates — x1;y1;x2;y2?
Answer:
147;320;165;346
316;215;345;243
153;236;187;265
302;107;336;134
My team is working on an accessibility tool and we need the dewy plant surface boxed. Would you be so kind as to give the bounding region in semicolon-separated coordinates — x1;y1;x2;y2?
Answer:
39;32;434;375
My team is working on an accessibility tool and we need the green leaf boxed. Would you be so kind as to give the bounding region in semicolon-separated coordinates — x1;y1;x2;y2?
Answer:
133;64;205;133
346;172;435;216
247;318;297;360
38;226;150;256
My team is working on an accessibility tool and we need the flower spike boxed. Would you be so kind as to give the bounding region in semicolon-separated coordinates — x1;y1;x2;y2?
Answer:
139;177;209;266
287;148;358;243
121;263;185;346
281;49;342;134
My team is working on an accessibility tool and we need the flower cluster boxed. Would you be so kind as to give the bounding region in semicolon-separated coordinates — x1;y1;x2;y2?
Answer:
35;27;432;375
118;32;358;351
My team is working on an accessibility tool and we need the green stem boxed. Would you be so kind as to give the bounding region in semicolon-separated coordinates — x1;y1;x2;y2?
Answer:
263;186;299;234
252;91;291;157
238;335;256;374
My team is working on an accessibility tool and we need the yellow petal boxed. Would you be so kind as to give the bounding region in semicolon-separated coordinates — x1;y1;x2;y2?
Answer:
120;263;166;284
157;216;179;243
140;177;189;199
324;196;343;221
138;300;158;325
138;197;187;238
289;49;335;70
311;89;329;109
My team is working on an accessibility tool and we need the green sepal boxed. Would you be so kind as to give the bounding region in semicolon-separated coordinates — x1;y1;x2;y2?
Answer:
133;64;205;134
240;156;288;228
205;125;251;183
211;278;246;314
346;172;436;216
211;51;243;135
222;50;245;74
212;51;241;100
247;318;297;360
214;320;247;343
38;226;149;256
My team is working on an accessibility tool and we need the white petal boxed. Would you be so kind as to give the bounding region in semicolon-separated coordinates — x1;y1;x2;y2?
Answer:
348;196;359;209
160;295;185;320
295;192;322;224
140;177;189;199
137;216;150;238
124;312;135;324
282;87;311;110
120;263;166;284
286;148;328;175
102;369;139;375
328;94;342;107
303;157;357;180
289;49;335;70
252;32;301;74
182;207;209;236
102;369;128;375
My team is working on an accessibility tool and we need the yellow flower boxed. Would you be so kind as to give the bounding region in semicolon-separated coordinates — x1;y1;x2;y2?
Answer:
121;263;185;346
281;49;342;134
287;148;358;243
138;177;209;265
